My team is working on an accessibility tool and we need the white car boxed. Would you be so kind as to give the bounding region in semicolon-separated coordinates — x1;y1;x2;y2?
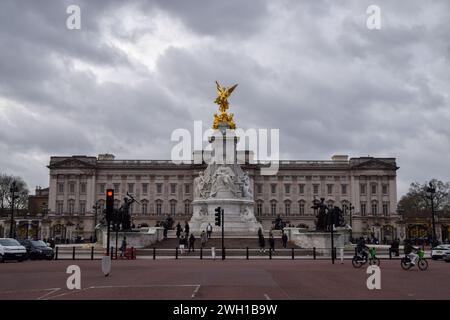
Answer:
0;238;27;262
431;244;450;260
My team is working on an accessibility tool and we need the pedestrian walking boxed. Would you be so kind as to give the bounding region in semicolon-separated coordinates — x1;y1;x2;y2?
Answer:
189;233;196;253
282;231;288;248
259;233;266;253
179;235;186;255
201;230;207;248
269;233;275;252
184;221;190;236
176;222;182;238
120;236;127;257
206;223;213;239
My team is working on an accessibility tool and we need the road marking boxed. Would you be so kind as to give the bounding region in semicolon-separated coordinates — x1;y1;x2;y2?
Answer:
43;284;201;300
264;293;271;300
37;288;61;300
191;285;201;299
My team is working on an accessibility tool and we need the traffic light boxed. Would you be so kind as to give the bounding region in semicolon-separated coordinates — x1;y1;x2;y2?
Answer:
215;206;221;226
106;189;114;221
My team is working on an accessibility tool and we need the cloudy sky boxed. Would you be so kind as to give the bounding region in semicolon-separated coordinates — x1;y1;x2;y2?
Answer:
0;0;449;197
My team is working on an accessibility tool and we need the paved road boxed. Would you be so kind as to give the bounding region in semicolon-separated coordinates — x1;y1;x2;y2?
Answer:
0;259;449;300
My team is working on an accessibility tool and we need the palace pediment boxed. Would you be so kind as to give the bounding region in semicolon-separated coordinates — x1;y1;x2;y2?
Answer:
48;157;96;169
350;158;398;171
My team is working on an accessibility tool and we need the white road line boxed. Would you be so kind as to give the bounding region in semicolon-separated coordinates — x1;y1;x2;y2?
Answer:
191;285;201;299
44;284;201;300
37;288;61;300
0;287;60;296
264;293;271;300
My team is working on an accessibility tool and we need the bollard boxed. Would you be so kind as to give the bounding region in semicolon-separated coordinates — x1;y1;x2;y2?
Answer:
131;247;134;260
91;246;94;260
72;246;75;260
246;247;249;260
200;247;203;260
291;248;294;260
313;247;316;260
269;249;272;260
354;247;357;256
55;246;59;260
111;247;114;259
389;249;392;260
153;247;156;260
222;247;226;260
175;247;178;259
334;247;337;260
211;247;216;260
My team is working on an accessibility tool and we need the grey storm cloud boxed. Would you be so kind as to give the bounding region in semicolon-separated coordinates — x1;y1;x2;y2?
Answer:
0;0;449;197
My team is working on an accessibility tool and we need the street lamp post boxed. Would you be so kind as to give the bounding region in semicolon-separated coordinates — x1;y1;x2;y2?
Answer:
92;201;101;243
9;181;19;238
426;182;437;246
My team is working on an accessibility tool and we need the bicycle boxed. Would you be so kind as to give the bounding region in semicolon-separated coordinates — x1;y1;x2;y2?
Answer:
352;247;380;268
400;249;428;271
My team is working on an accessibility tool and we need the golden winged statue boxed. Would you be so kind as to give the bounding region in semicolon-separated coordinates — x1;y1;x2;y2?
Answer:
213;81;238;129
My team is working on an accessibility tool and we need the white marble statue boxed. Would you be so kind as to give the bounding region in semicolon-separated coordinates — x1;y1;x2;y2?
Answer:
210;166;237;197
241;171;253;198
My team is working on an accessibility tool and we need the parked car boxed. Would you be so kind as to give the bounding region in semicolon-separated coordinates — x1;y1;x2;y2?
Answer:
19;239;55;260
443;251;450;263
0;238;27;262
431;244;450;260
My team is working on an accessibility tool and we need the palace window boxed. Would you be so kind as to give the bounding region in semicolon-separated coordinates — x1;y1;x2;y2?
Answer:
58;183;64;194
360;184;366;195
185;184;190;194
142;183;148;194
327;184;333;195
156;201;162;215
285;201;291;215
371;202;378;216
80;182;87;194
341;184;347;195
256;202;263;216
79;201;86;215
298;184;305;195
184;201;191;215
256;184;262;194
170;184;177;195
284;184;291;194
371;184;377;195
170;201;177;215
270;201;277;216
99;183;105;194
382;184;388;195
271;184;277;194
313;184;319;195
360;202;366;216
68;200;75;214
69;182;75;194
156;183;163;194
299;201;305;215
142;201;148;215
56;201;63;214
113;183;120;193
383;202;389;216
127;183;134;194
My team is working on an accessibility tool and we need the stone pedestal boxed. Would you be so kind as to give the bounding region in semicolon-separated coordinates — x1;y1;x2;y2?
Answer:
190;124;262;234
99;227;164;249
284;227;350;254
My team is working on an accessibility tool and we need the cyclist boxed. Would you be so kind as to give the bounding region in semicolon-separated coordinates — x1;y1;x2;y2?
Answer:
404;239;419;266
356;237;369;260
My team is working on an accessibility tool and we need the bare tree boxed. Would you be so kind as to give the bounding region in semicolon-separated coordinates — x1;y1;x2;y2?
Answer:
398;179;450;218
0;174;29;215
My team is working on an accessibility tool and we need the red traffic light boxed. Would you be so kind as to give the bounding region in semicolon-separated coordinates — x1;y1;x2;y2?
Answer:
106;190;113;197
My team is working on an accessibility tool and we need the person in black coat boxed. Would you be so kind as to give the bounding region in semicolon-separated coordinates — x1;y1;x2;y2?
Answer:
258;233;266;253
184;221;190;236
282;232;288;248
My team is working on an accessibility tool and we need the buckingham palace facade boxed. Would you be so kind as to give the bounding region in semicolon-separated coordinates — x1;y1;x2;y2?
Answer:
31;153;402;242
